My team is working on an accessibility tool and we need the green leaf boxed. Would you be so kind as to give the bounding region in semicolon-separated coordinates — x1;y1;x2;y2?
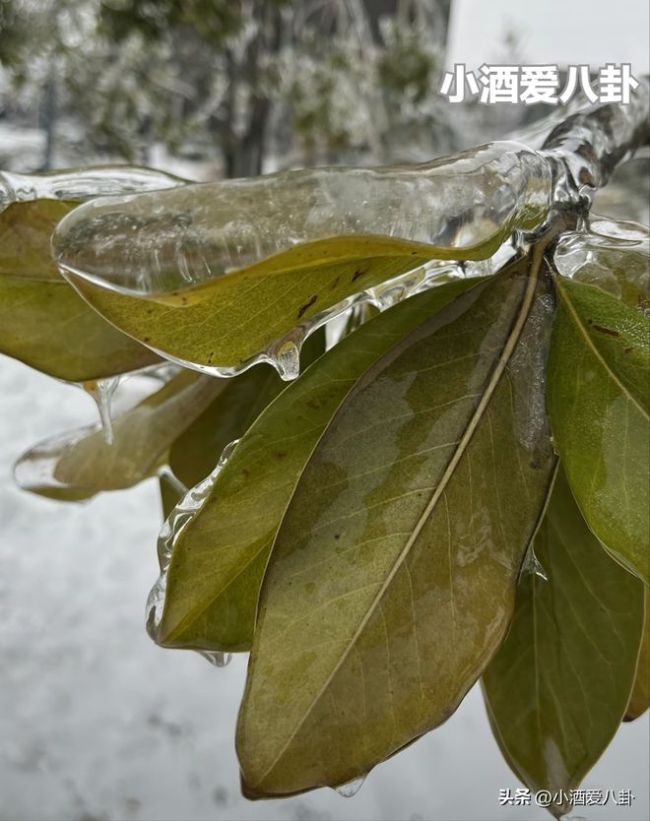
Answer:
0;200;159;381
625;590;650;721
236;251;557;797
169;366;284;489
15;369;223;501
168;329;325;490
547;277;650;583
150;277;483;654
482;467;645;816
159;469;187;521
60;234;499;376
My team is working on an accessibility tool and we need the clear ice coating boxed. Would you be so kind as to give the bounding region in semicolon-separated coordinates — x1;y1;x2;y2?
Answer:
49;142;548;381
0;165;186;212
553;215;649;311
199;651;233;668
82;377;121;444
541;78;650;195
146;439;242;642
52;141;553;296
334;776;366;798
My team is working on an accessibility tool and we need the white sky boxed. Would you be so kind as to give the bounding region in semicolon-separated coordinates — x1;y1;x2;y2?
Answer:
448;0;649;74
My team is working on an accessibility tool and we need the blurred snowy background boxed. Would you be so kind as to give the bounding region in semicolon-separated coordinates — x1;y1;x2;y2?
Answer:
1;1;649;820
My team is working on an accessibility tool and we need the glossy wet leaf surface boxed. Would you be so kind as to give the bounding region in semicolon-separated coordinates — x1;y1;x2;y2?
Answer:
626;590;650;721
60;234;501;377
151;278;481;653
547;277;650;583
483;468;645;816
15;369;222;501
236;252;556;797
167;330;324;490
0;199;160;381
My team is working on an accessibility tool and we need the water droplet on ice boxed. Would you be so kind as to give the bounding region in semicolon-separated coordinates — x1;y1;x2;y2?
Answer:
334;776;366;798
272;339;302;381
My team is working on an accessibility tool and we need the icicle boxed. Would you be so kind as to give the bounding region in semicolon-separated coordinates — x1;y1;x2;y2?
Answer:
82;377;120;444
272;339;302;381
334;776;366;798
200;651;233;668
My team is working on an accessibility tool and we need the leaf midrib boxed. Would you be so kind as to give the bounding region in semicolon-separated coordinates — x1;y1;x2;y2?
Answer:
254;249;545;786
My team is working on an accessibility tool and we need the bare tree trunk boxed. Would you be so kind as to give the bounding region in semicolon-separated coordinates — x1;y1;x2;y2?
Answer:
221;0;284;179
40;72;57;171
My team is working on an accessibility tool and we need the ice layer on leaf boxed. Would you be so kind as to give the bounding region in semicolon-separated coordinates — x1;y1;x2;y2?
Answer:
0;165;186;212
554;216;649;312
51;141;553;377
0;166;188;381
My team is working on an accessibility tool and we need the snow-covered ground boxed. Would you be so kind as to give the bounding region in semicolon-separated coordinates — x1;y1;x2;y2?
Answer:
0;355;648;821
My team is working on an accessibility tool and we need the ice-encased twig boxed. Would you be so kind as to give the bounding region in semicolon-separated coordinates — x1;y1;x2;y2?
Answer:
541;77;650;203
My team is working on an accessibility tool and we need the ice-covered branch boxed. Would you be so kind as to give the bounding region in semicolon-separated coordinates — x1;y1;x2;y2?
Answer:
541;78;649;199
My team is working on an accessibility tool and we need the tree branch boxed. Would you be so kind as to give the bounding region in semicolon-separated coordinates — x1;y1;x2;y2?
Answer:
541;78;649;199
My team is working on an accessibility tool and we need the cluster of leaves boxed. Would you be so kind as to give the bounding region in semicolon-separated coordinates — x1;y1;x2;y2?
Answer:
0;166;648;815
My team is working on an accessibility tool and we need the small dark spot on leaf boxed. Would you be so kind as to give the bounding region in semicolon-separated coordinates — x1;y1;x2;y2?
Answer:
329;275;341;290
143;336;150;343
334;533;340;540
352;266;369;282
275;450;287;460
297;294;318;319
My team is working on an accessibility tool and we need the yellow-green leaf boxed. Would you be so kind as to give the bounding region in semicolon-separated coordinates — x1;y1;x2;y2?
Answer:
59;234;490;376
167;329;326;490
483;467;645;817
547;277;650;583
236;251;556;797
0;199;158;381
626;590;650;721
52;142;551;375
159;469;187;520
14;369;222;501
151;277;482;653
